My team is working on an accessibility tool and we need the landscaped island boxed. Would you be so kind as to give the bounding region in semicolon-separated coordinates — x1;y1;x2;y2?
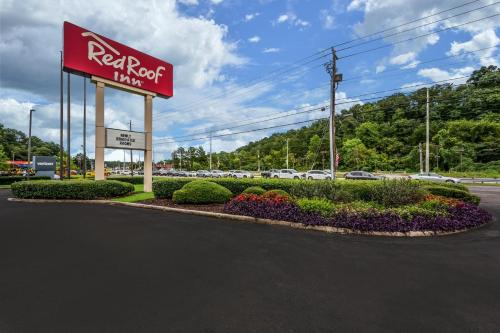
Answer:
10;177;491;235
151;178;491;234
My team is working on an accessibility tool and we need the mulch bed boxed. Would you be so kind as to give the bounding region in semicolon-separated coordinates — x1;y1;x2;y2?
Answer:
138;199;225;214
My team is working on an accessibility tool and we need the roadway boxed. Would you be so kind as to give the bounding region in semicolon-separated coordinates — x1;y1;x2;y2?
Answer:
0;187;499;332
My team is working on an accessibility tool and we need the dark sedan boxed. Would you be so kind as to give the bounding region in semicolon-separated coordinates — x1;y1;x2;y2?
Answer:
344;171;384;180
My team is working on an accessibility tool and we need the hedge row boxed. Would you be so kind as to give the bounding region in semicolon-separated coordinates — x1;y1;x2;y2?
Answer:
11;180;134;199
152;178;428;205
107;176;145;184
0;176;51;185
424;186;480;205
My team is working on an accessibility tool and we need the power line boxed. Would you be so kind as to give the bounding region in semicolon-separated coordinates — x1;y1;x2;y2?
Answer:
154;75;479;143
153;1;487;117
154;78;498;145
339;13;500;59
155;104;328;141
336;1;499;52
341;45;499;83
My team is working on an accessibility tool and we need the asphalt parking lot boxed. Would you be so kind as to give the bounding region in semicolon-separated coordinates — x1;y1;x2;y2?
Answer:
0;187;499;333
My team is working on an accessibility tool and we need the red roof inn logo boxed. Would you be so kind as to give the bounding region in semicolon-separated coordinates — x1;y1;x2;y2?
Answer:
63;21;173;97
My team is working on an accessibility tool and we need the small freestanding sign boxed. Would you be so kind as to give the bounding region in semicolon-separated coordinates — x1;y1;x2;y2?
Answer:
62;21;173;192
32;156;57;179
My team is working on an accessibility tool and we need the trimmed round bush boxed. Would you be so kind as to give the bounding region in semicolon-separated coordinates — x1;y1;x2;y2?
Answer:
367;179;425;207
172;180;232;204
424;186;480;205
242;186;266;195
11;180;134;199
262;189;291;199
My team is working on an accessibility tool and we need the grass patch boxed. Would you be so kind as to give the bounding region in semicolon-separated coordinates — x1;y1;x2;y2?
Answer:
112;184;154;203
112;191;154;203
0;185;11;189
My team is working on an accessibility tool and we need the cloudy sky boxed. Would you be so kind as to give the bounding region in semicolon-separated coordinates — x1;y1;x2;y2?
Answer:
1;0;499;161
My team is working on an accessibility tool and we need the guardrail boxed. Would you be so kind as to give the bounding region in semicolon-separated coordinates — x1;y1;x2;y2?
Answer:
460;178;500;184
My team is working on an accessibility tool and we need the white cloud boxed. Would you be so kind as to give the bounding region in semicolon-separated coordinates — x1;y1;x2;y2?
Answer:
178;0;198;5
375;65;386;73
401;60;421;69
0;0;245;98
347;0;367;11
275;13;310;28
389;51;417;65
349;0;500;60
248;36;260;43
263;48;280;53
401;82;425;89
210;0;224;4
448;29;500;67
277;14;289;23
320;10;335;29
417;66;475;84
244;12;260;22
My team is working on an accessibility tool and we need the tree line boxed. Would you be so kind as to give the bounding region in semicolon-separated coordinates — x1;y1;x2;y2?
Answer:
168;66;500;173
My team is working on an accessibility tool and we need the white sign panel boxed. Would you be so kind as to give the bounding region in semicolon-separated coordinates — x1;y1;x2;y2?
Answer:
105;128;146;150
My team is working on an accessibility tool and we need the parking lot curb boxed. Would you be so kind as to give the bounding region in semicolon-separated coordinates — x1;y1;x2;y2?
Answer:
7;197;489;237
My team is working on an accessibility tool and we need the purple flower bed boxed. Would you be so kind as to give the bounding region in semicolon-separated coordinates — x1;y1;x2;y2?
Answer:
223;199;492;233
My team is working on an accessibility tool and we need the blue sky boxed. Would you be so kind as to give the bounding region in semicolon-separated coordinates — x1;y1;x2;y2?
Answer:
0;0;499;162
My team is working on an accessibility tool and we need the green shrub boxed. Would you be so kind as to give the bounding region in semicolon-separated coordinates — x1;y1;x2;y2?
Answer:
153;178;192;199
297;198;334;217
172;180;232;204
11;180;134;199
0;176;51;186
152;177;426;205
107;176;144;184
368;179;425;207
262;189;291;199
242;186;266;195
424;186;480;205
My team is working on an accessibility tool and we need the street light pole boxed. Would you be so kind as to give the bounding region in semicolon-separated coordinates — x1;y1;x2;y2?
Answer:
425;87;430;173
27;108;35;179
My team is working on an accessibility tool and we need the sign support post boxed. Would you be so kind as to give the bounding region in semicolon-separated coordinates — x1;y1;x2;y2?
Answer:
144;95;153;192
95;81;105;180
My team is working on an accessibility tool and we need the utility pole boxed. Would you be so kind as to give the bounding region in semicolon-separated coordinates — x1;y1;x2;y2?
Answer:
59;51;64;180
419;143;423;173
458;147;464;172
436;145;440;170
83;77;87;179
286;138;289;169
27;108;35;179
209;131;212;170
180;149;182;170
67;73;71;179
129;120;134;176
325;48;342;179
257;149;260;172
425;87;430;173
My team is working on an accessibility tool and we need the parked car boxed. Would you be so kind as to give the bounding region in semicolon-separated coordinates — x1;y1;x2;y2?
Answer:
261;169;279;178
409;172;461;183
305;170;332;180
344;171;384;180
196;170;211;177
271;169;303;179
231;170;253;178
210;170;225;178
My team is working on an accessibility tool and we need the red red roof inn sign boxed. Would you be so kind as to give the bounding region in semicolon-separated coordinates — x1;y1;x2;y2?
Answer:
63;21;173;97
63;21;173;191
